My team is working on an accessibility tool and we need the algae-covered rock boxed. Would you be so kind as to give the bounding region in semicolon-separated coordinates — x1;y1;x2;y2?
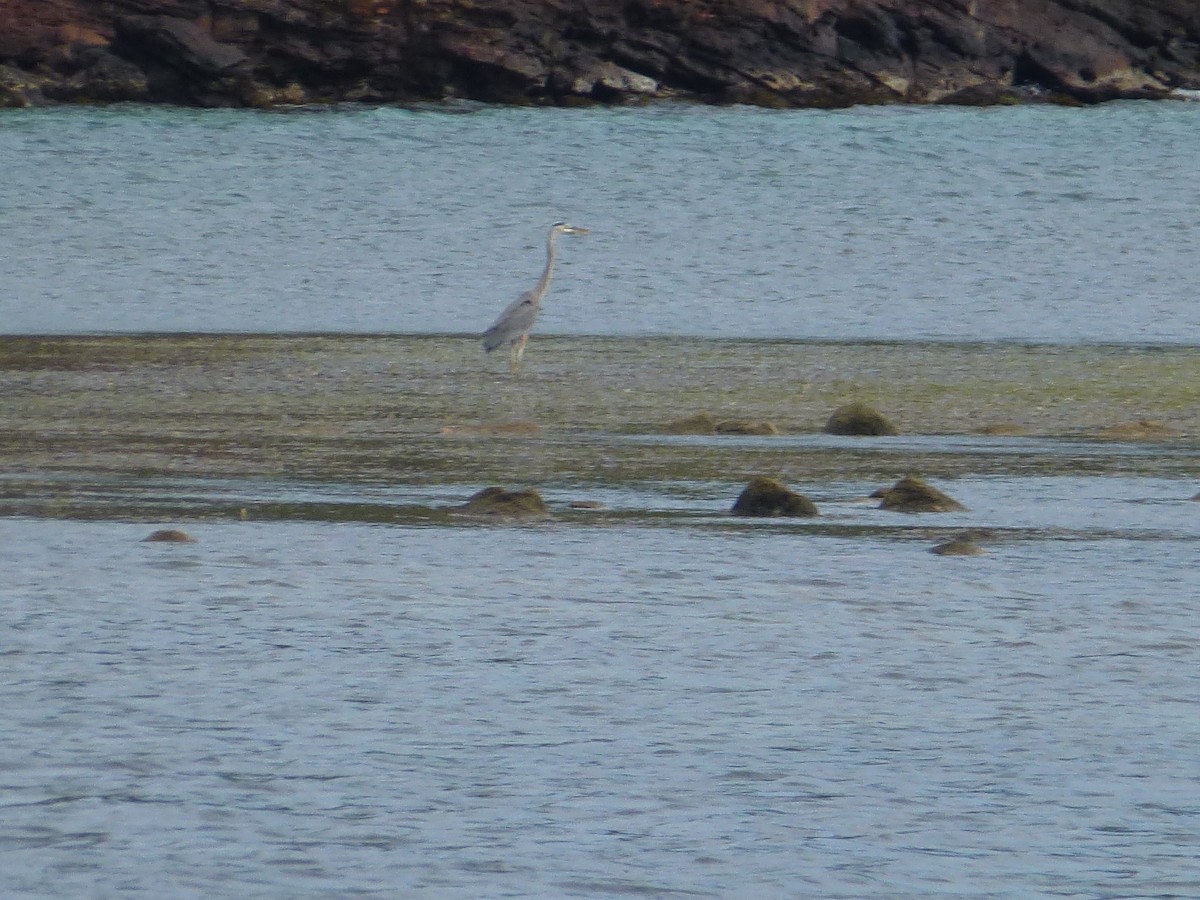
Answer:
824;402;899;436
143;528;195;543
1094;419;1182;440
461;487;548;517
715;419;778;436
731;476;818;517
878;475;966;513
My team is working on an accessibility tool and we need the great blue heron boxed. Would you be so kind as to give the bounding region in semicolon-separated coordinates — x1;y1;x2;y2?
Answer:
482;222;589;373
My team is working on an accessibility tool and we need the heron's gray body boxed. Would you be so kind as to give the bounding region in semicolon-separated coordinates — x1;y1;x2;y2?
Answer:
482;222;588;372
482;291;538;353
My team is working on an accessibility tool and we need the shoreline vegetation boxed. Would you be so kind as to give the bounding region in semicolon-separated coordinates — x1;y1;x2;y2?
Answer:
2;334;1196;522
2;1;1199;110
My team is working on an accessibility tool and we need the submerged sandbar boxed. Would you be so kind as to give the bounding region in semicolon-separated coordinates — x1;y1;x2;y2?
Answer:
1;335;1197;514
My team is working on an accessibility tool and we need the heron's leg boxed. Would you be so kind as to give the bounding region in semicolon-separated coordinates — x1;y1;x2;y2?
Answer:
510;334;528;374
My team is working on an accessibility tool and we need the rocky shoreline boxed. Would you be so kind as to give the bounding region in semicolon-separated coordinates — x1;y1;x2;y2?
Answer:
2;1;1199;109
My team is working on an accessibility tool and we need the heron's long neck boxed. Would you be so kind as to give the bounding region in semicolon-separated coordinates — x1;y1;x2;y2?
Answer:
533;230;559;302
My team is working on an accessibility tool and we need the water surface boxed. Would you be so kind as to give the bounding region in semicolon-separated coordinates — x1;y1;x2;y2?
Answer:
3;104;1200;897
3;102;1199;341
4;511;1200;897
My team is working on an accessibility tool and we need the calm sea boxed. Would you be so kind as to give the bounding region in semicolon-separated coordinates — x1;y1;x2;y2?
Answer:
2;101;1199;341
2;102;1199;897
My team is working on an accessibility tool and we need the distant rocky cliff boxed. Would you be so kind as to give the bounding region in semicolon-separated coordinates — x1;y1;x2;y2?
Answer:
2;0;1199;108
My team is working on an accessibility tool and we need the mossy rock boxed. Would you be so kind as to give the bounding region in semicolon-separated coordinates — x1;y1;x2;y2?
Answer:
824;402;899;436
731;476;818;517
1094;419;1181;440
715;419;779;436
143;528;195;543
878;475;966;513
460;487;548;517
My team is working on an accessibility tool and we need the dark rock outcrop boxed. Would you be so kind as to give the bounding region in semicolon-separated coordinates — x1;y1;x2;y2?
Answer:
877;475;966;513
824;402;899;436
731;476;818;517
2;0;1198;108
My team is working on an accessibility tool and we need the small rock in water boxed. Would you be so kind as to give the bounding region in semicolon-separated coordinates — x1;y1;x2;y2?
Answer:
1094;419;1181;440
143;528;195;543
824;402;899;436
460;487;548;517
731;476;818;517
878;475;967;513
930;538;985;556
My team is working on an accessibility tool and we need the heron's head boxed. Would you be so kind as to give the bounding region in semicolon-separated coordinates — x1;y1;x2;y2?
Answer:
552;221;590;236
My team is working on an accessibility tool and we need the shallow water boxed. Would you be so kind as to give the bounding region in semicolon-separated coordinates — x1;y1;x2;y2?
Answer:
4;103;1200;896
3;504;1199;897
3;411;1199;895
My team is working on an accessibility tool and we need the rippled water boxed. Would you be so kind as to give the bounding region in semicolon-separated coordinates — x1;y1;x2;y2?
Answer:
2;101;1199;341
4;102;1200;896
4;495;1199;897
4;467;1200;896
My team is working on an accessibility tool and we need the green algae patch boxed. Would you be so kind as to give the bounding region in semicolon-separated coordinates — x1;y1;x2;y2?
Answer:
0;334;283;371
